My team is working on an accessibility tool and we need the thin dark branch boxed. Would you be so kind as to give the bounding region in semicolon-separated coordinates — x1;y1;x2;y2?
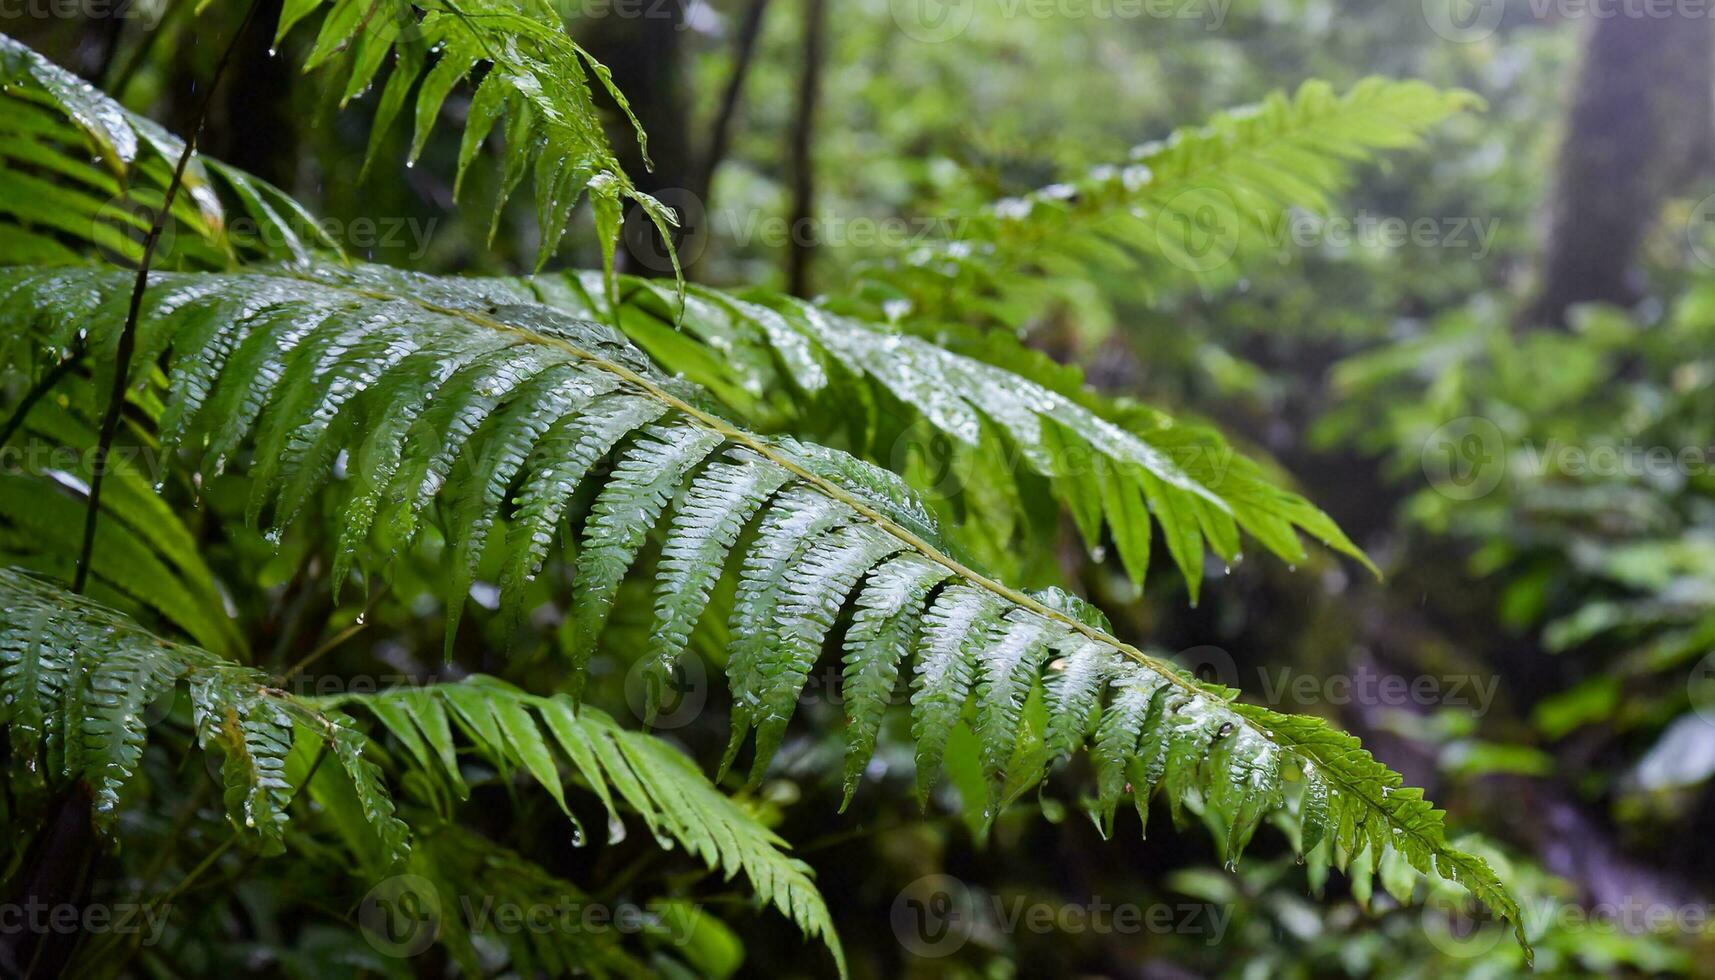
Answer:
694;0;772;205
784;0;826;297
74;0;262;594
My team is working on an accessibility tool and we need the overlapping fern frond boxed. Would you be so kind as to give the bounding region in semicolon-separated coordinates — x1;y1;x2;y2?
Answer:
0;36;1410;595
853;79;1482;326
267;0;677;276
0;569;842;971
0;35;335;268
0;566;404;858
503;270;1373;596
321;677;845;973
0;262;1527;955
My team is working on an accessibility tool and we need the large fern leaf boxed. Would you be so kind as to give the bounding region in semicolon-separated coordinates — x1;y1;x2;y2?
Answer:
0;569;836;972
854;78;1484;326
0;262;1527;956
505;271;1373;598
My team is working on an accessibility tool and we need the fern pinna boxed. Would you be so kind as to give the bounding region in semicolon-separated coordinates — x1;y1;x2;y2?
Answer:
0;259;1527;956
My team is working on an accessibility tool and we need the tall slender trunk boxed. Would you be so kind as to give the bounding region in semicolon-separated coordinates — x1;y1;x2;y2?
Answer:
695;0;772;205
582;5;694;274
785;0;827;297
1529;12;1713;326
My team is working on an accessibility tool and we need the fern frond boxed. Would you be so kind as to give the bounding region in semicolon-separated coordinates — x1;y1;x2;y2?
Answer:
0;570;783;973
0;33;1375;597
0;567;406;860
0;263;1525;957
0;35;335;267
510;271;1375;596
855;78;1484;324
321;676;846;975
266;0;677;275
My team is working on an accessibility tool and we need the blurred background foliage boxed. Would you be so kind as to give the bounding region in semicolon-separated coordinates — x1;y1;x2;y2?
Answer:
11;0;1715;975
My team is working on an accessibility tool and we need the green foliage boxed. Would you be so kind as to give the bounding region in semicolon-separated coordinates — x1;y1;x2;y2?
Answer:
0;566;405;858
511;271;1375;594
397;822;655;977
0;566;837;971
0;34;334;267
322;677;845;973
269;0;677;276
0;258;1526;952
848;79;1483;329
0;17;1555;975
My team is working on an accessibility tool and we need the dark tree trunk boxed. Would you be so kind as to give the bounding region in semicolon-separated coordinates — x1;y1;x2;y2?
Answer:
0;785;99;979
695;0;772;206
1529;12;1713;326
166;0;296;190
785;0;827;297
581;5;695;274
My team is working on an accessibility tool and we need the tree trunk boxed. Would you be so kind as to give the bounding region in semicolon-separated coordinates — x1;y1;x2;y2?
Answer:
1529;12;1713;326
785;0;827;297
581;6;694;274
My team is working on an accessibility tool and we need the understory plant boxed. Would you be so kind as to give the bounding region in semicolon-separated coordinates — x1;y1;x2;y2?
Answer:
0;4;1530;975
